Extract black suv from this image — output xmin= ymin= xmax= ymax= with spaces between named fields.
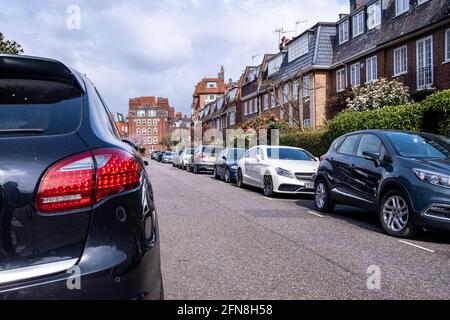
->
xmin=314 ymin=130 xmax=450 ymax=238
xmin=0 ymin=55 xmax=163 ymax=299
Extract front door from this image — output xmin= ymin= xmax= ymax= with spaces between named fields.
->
xmin=417 ymin=36 xmax=433 ymax=90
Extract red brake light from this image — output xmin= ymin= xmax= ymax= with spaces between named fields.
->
xmin=93 ymin=148 xmax=141 ymax=202
xmin=37 ymin=148 xmax=142 ymax=214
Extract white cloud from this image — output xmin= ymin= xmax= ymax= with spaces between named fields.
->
xmin=0 ymin=0 xmax=347 ymax=115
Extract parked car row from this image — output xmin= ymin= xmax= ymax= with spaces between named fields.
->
xmin=164 ymin=129 xmax=450 ymax=239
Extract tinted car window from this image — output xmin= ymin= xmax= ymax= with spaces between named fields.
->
xmin=338 ymin=135 xmax=360 ymax=156
xmin=0 ymin=79 xmax=82 ymax=135
xmin=385 ymin=132 xmax=450 ymax=158
xmin=357 ymin=134 xmax=382 ymax=158
xmin=267 ymin=148 xmax=315 ymax=161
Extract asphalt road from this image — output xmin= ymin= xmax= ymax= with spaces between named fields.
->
xmin=148 ymin=160 xmax=450 ymax=300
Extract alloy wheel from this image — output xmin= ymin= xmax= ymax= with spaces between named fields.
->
xmin=382 ymin=195 xmax=409 ymax=233
xmin=263 ymin=175 xmax=273 ymax=197
xmin=225 ymin=170 xmax=231 ymax=183
xmin=315 ymin=182 xmax=326 ymax=209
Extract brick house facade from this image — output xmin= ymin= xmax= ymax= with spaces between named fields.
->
xmin=128 ymin=96 xmax=175 ymax=155
xmin=331 ymin=0 xmax=450 ymax=111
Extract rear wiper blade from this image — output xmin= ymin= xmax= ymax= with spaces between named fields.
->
xmin=0 ymin=129 xmax=44 ymax=134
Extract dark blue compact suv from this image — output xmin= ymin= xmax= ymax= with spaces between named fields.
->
xmin=314 ymin=130 xmax=450 ymax=238
xmin=0 ymin=55 xmax=163 ymax=299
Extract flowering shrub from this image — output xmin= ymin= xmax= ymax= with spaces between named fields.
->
xmin=347 ymin=78 xmax=411 ymax=111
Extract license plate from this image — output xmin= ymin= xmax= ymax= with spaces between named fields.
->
xmin=305 ymin=182 xmax=314 ymax=189
xmin=209 ymin=156 xmax=216 ymax=161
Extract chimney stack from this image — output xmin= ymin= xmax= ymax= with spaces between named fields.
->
xmin=339 ymin=13 xmax=349 ymax=20
xmin=350 ymin=0 xmax=365 ymax=12
xmin=219 ymin=66 xmax=225 ymax=79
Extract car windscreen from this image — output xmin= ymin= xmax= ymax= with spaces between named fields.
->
xmin=385 ymin=132 xmax=450 ymax=158
xmin=185 ymin=148 xmax=194 ymax=155
xmin=0 ymin=79 xmax=82 ymax=136
xmin=267 ymin=148 xmax=315 ymax=161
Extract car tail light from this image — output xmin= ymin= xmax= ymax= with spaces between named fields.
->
xmin=37 ymin=148 xmax=142 ymax=214
xmin=320 ymin=155 xmax=325 ymax=161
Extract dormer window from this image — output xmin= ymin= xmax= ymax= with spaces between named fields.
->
xmin=339 ymin=20 xmax=349 ymax=44
xmin=367 ymin=1 xmax=381 ymax=30
xmin=352 ymin=11 xmax=364 ymax=38
xmin=395 ymin=0 xmax=409 ymax=16
xmin=207 ymin=82 xmax=217 ymax=89
xmin=288 ymin=34 xmax=309 ymax=62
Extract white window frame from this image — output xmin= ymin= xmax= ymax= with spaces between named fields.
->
xmin=271 ymin=93 xmax=276 ymax=109
xmin=303 ymin=75 xmax=312 ymax=97
xmin=136 ymin=119 xmax=141 ymax=126
xmin=339 ymin=20 xmax=349 ymax=44
xmin=303 ymin=119 xmax=312 ymax=128
xmin=352 ymin=11 xmax=364 ymax=38
xmin=229 ymin=111 xmax=236 ymax=126
xmin=142 ymin=119 xmax=146 ymax=126
xmin=395 ymin=0 xmax=409 ymax=17
xmin=416 ymin=35 xmax=434 ymax=90
xmin=293 ymin=80 xmax=299 ymax=99
xmin=153 ymin=119 xmax=158 ymax=126
xmin=283 ymin=84 xmax=290 ymax=104
xmin=206 ymin=82 xmax=217 ymax=88
xmin=366 ymin=56 xmax=378 ymax=83
xmin=350 ymin=63 xmax=361 ymax=87
xmin=153 ymin=127 xmax=158 ymax=135
xmin=263 ymin=94 xmax=269 ymax=111
xmin=136 ymin=128 xmax=141 ymax=136
xmin=153 ymin=137 xmax=158 ymax=145
xmin=367 ymin=1 xmax=381 ymax=30
xmin=445 ymin=28 xmax=450 ymax=63
xmin=244 ymin=101 xmax=248 ymax=116
xmin=142 ymin=128 xmax=147 ymax=136
xmin=393 ymin=45 xmax=408 ymax=76
xmin=336 ymin=68 xmax=346 ymax=92
xmin=417 ymin=0 xmax=430 ymax=5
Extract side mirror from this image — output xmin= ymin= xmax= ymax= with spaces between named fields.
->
xmin=315 ymin=157 xmax=320 ymax=162
xmin=362 ymin=151 xmax=381 ymax=166
xmin=144 ymin=161 xmax=149 ymax=167
xmin=222 ymin=156 xmax=227 ymax=161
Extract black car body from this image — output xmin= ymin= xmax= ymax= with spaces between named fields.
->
xmin=314 ymin=130 xmax=450 ymax=238
xmin=0 ymin=55 xmax=163 ymax=299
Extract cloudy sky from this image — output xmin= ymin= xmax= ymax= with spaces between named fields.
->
xmin=0 ymin=0 xmax=348 ymax=115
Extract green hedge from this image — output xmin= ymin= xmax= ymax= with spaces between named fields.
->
xmin=280 ymin=90 xmax=450 ymax=155
xmin=280 ymin=130 xmax=331 ymax=157
xmin=327 ymin=103 xmax=424 ymax=141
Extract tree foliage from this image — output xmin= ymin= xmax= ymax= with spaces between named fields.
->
xmin=0 ymin=32 xmax=23 ymax=55
xmin=347 ymin=78 xmax=411 ymax=111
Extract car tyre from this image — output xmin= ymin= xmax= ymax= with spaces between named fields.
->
xmin=213 ymin=166 xmax=220 ymax=180
xmin=379 ymin=190 xmax=419 ymax=238
xmin=237 ymin=169 xmax=245 ymax=188
xmin=314 ymin=180 xmax=335 ymax=213
xmin=263 ymin=174 xmax=274 ymax=197
xmin=224 ymin=169 xmax=231 ymax=183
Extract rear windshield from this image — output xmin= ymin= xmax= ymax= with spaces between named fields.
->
xmin=0 ymin=79 xmax=83 ymax=136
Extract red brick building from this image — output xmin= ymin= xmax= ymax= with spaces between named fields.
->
xmin=330 ymin=0 xmax=450 ymax=113
xmin=191 ymin=66 xmax=231 ymax=121
xmin=128 ymin=96 xmax=175 ymax=155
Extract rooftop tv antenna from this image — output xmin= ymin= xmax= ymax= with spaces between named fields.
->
xmin=274 ymin=27 xmax=295 ymax=43
xmin=251 ymin=54 xmax=260 ymax=65
xmin=295 ymin=20 xmax=308 ymax=35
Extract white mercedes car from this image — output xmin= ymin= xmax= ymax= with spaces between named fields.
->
xmin=236 ymin=146 xmax=320 ymax=197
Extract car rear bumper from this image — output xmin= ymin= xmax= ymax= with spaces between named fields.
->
xmin=0 ymin=190 xmax=163 ymax=300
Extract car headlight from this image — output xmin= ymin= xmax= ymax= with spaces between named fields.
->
xmin=275 ymin=167 xmax=294 ymax=179
xmin=230 ymin=165 xmax=237 ymax=170
xmin=413 ymin=169 xmax=450 ymax=189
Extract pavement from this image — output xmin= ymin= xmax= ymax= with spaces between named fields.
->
xmin=147 ymin=160 xmax=450 ymax=300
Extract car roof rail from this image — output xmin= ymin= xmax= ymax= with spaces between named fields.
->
xmin=0 ymin=54 xmax=85 ymax=94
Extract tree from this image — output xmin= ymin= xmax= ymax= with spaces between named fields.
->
xmin=347 ymin=78 xmax=411 ymax=111
xmin=0 ymin=32 xmax=23 ymax=54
